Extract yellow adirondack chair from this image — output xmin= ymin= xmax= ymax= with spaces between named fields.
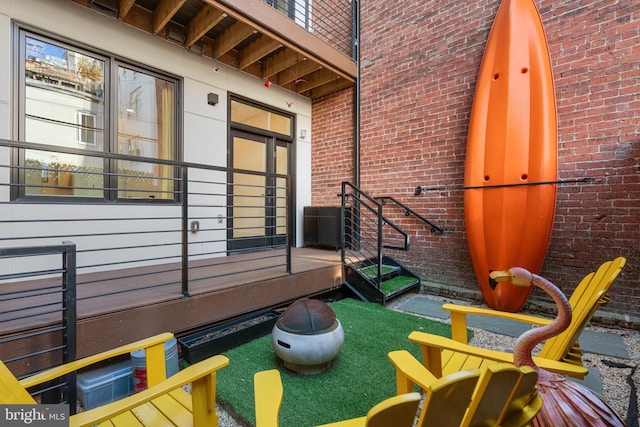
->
xmin=448 ymin=257 xmax=626 ymax=364
xmin=410 ymin=257 xmax=626 ymax=380
xmin=388 ymin=350 xmax=542 ymax=427
xmin=0 ymin=332 xmax=229 ymax=427
xmin=254 ymin=369 xmax=283 ymax=427
xmin=253 ymin=369 xmax=421 ymax=427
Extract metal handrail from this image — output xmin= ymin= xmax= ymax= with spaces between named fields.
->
xmin=0 ymin=242 xmax=77 ymax=406
xmin=342 ymin=183 xmax=409 ymax=250
xmin=341 ymin=182 xmax=409 ymax=292
xmin=376 ymin=196 xmax=446 ymax=233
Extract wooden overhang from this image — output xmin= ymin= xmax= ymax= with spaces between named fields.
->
xmin=69 ymin=0 xmax=357 ymax=99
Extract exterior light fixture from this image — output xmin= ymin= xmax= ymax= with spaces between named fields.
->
xmin=207 ymin=92 xmax=218 ymax=106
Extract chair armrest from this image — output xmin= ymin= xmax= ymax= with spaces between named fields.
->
xmin=70 ymin=354 xmax=229 ymax=427
xmin=19 ymin=332 xmax=174 ymax=389
xmin=254 ymin=369 xmax=283 ymax=427
xmin=408 ymin=331 xmax=588 ymax=379
xmin=388 ymin=350 xmax=439 ymax=394
xmin=442 ymin=304 xmax=551 ymax=343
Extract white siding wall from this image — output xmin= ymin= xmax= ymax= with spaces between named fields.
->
xmin=0 ymin=0 xmax=313 ymax=274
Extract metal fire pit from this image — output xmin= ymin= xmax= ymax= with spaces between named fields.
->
xmin=272 ymin=299 xmax=344 ymax=375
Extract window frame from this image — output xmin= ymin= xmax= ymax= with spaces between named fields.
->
xmin=13 ymin=26 xmax=183 ymax=204
xmin=76 ymin=111 xmax=98 ymax=146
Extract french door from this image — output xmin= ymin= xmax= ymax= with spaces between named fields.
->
xmin=228 ymin=129 xmax=289 ymax=252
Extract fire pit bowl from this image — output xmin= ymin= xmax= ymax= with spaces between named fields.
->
xmin=272 ymin=299 xmax=344 ymax=375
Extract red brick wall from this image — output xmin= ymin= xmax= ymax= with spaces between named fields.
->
xmin=311 ymin=0 xmax=639 ymax=321
xmin=311 ymin=88 xmax=356 ymax=206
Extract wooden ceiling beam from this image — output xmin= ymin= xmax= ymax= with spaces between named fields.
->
xmin=120 ymin=3 xmax=153 ymax=33
xmin=239 ymin=37 xmax=282 ymax=70
xmin=118 ymin=0 xmax=136 ymax=20
xmin=293 ymin=68 xmax=336 ymax=93
xmin=278 ymin=59 xmax=322 ymax=86
xmin=263 ymin=49 xmax=299 ymax=78
xmin=153 ymin=0 xmax=187 ymax=35
xmin=185 ymin=4 xmax=227 ymax=47
xmin=307 ymin=77 xmax=352 ymax=99
xmin=214 ymin=21 xmax=255 ymax=58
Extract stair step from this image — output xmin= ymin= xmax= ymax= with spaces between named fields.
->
xmin=357 ymin=264 xmax=400 ymax=279
xmin=381 ymin=275 xmax=419 ymax=296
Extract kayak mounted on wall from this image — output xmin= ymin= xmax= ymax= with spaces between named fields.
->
xmin=464 ymin=0 xmax=558 ymax=312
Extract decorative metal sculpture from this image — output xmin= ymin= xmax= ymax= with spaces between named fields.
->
xmin=490 ymin=267 xmax=626 ymax=427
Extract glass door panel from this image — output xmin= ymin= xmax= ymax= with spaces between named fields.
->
xmin=233 ymin=137 xmax=267 ymax=240
xmin=275 ymin=143 xmax=288 ymax=236
xmin=228 ymin=130 xmax=289 ymax=252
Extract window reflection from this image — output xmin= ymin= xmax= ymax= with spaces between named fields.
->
xmin=24 ymin=36 xmax=105 ymax=197
xmin=117 ymin=67 xmax=175 ymax=199
xmin=230 ymin=100 xmax=292 ymax=136
xmin=21 ymin=33 xmax=178 ymax=201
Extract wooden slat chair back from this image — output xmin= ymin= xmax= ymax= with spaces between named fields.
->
xmin=253 ymin=369 xmax=421 ymax=427
xmin=538 ymin=256 xmax=626 ymax=364
xmin=388 ymin=350 xmax=541 ymax=427
xmin=357 ymin=392 xmax=421 ymax=427
xmin=440 ymin=257 xmax=626 ymax=379
xmin=499 ymin=366 xmax=543 ymax=427
xmin=254 ymin=369 xmax=283 ymax=427
xmin=0 ymin=333 xmax=229 ymax=427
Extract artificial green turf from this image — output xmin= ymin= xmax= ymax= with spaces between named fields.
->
xmin=380 ymin=275 xmax=418 ymax=295
xmin=216 ymin=298 xmax=455 ymax=427
xmin=357 ymin=264 xmax=397 ymax=278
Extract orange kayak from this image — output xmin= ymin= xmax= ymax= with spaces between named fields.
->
xmin=464 ymin=0 xmax=557 ymax=312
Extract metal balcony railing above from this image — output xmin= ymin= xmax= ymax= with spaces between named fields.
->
xmin=264 ymin=0 xmax=355 ymax=57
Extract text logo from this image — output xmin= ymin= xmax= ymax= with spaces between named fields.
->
xmin=1 ymin=405 xmax=69 ymax=426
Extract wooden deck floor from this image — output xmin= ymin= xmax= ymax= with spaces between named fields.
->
xmin=1 ymin=247 xmax=343 ymax=371
xmin=77 ymin=246 xmax=343 ymax=319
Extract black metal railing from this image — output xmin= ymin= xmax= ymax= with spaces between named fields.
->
xmin=0 ymin=137 xmax=292 ymax=325
xmin=376 ymin=196 xmax=446 ymax=234
xmin=264 ymin=0 xmax=355 ymax=57
xmin=0 ymin=242 xmax=77 ymax=404
xmin=340 ymin=182 xmax=408 ymax=289
xmin=340 ymin=183 xmax=448 ymax=303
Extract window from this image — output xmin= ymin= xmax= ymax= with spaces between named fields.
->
xmin=77 ymin=112 xmax=97 ymax=146
xmin=227 ymin=97 xmax=293 ymax=251
xmin=17 ymin=30 xmax=180 ymax=201
xmin=230 ymin=100 xmax=292 ymax=135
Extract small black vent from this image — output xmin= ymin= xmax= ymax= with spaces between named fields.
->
xmin=91 ymin=0 xmax=118 ymax=18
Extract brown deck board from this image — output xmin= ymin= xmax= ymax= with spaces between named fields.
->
xmin=1 ymin=247 xmax=340 ymax=331
xmin=1 ymin=247 xmax=343 ymax=372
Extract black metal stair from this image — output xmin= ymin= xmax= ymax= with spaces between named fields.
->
xmin=344 ymin=255 xmax=420 ymax=305
xmin=339 ymin=182 xmax=444 ymax=306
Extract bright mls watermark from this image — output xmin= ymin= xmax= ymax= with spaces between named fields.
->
xmin=1 ymin=405 xmax=69 ymax=426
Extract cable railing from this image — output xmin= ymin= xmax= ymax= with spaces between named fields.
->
xmin=264 ymin=0 xmax=355 ymax=57
xmin=0 ymin=137 xmax=292 ymax=334
xmin=340 ymin=182 xmax=449 ymax=304
xmin=340 ymin=182 xmax=409 ymax=295
xmin=0 ymin=242 xmax=77 ymax=405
